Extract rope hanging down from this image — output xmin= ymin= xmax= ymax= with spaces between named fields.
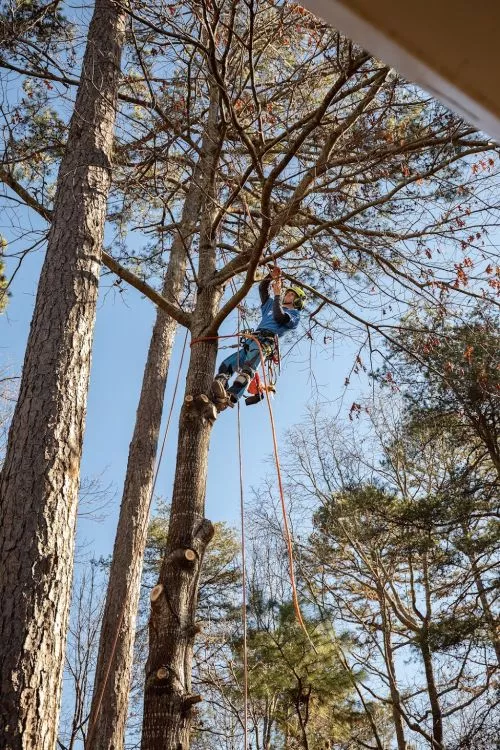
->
xmin=87 ymin=323 xmax=311 ymax=749
xmin=191 ymin=331 xmax=315 ymax=650
xmin=236 ymin=306 xmax=249 ymax=749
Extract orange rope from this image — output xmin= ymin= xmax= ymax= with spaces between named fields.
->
xmin=236 ymin=310 xmax=249 ymax=748
xmin=191 ymin=332 xmax=315 ymax=650
xmin=86 ymin=329 xmax=189 ymax=747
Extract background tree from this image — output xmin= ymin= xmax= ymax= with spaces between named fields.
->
xmin=0 ymin=366 xmax=17 ymax=464
xmin=381 ymin=312 xmax=500 ymax=476
xmin=280 ymin=394 xmax=499 ymax=750
xmin=57 ymin=565 xmax=105 ymax=750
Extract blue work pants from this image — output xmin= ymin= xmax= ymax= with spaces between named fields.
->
xmin=217 ymin=339 xmax=262 ymax=401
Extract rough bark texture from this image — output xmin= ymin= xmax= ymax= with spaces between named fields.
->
xmin=0 ymin=2 xmax=125 ymax=748
xmin=86 ymin=303 xmax=179 ymax=750
xmin=86 ymin=163 xmax=208 ymax=749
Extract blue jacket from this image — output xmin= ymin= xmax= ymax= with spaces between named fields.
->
xmin=256 ymin=279 xmax=300 ymax=337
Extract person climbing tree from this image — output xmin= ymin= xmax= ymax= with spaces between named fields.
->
xmin=211 ymin=267 xmax=305 ymax=410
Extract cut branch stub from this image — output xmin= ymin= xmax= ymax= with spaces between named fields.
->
xmin=182 ymin=694 xmax=202 ymax=708
xmin=195 ymin=393 xmax=217 ymax=424
xmin=156 ymin=666 xmax=169 ymax=681
xmin=168 ymin=547 xmax=197 ymax=568
xmin=150 ymin=584 xmax=164 ymax=609
xmin=194 ymin=518 xmax=215 ymax=547
xmin=184 ymin=393 xmax=217 ymax=424
xmin=186 ymin=622 xmax=203 ymax=638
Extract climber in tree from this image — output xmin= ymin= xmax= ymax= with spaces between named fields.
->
xmin=211 ymin=267 xmax=306 ymax=410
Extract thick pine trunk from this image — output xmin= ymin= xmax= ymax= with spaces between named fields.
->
xmin=86 ymin=167 xmax=208 ymax=749
xmin=0 ymin=2 xmax=125 ymax=748
xmin=86 ymin=304 xmax=179 ymax=750
xmin=140 ymin=298 xmax=221 ymax=750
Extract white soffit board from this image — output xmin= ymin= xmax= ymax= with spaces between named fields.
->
xmin=302 ymin=0 xmax=500 ymax=143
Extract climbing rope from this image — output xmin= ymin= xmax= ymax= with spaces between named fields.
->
xmin=86 ymin=329 xmax=189 ymax=747
xmin=191 ymin=331 xmax=315 ymax=651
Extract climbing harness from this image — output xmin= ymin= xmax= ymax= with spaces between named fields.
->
xmin=236 ymin=329 xmax=280 ymax=406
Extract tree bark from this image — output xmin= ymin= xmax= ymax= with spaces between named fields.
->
xmin=86 ymin=140 xmax=211 ymax=749
xmin=419 ymin=629 xmax=443 ymax=750
xmin=420 ymin=553 xmax=443 ymax=750
xmin=377 ymin=587 xmax=407 ymax=750
xmin=0 ymin=2 xmax=125 ymax=748
xmin=140 ymin=85 xmax=223 ymax=749
xmin=85 ymin=291 xmax=180 ymax=750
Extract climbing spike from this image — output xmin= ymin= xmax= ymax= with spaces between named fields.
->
xmin=168 ymin=547 xmax=197 ymax=568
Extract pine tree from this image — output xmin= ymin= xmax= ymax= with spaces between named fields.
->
xmin=0 ymin=1 xmax=126 ymax=746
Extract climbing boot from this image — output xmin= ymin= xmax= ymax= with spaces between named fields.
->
xmin=211 ymin=375 xmax=228 ymax=399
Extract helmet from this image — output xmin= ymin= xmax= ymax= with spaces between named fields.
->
xmin=285 ymin=285 xmax=306 ymax=310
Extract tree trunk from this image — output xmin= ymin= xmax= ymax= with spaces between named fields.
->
xmin=86 ymin=147 xmax=210 ymax=749
xmin=419 ymin=552 xmax=443 ymax=750
xmin=85 ymin=300 xmax=179 ymax=750
xmin=378 ymin=588 xmax=407 ymax=750
xmin=140 ymin=321 xmax=220 ymax=750
xmin=419 ymin=628 xmax=443 ymax=750
xmin=0 ymin=2 xmax=125 ymax=748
